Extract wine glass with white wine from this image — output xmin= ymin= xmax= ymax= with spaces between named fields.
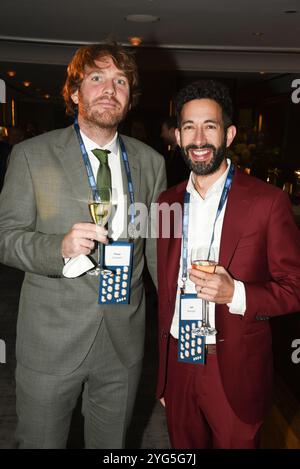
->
xmin=88 ymin=188 xmax=112 ymax=276
xmin=190 ymin=246 xmax=218 ymax=336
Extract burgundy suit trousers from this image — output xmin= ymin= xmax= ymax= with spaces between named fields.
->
xmin=164 ymin=336 xmax=263 ymax=449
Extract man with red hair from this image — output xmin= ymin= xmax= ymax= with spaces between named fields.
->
xmin=0 ymin=43 xmax=166 ymax=448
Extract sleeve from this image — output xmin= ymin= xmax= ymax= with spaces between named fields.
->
xmin=228 ymin=279 xmax=246 ymax=315
xmin=0 ymin=145 xmax=65 ymax=276
xmin=244 ymin=190 xmax=300 ymax=321
xmin=145 ymin=157 xmax=167 ymax=289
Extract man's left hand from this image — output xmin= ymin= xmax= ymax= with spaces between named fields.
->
xmin=188 ymin=266 xmax=235 ymax=304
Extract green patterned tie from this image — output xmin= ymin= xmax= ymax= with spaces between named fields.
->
xmin=92 ymin=148 xmax=111 ymax=191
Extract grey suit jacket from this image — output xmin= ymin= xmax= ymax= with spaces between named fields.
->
xmin=0 ymin=126 xmax=166 ymax=374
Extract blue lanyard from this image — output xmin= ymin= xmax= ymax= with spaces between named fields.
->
xmin=73 ymin=117 xmax=135 ymax=228
xmin=181 ymin=163 xmax=234 ymax=290
xmin=118 ymin=137 xmax=135 ymax=228
xmin=74 ymin=117 xmax=97 ymax=191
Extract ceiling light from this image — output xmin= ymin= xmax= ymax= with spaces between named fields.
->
xmin=23 ymin=81 xmax=31 ymax=87
xmin=44 ymin=94 xmax=50 ymax=99
xmin=125 ymin=14 xmax=159 ymax=23
xmin=7 ymin=70 xmax=16 ymax=77
xmin=128 ymin=36 xmax=142 ymax=46
xmin=252 ymin=32 xmax=264 ymax=37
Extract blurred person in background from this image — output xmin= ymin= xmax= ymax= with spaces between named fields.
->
xmin=160 ymin=116 xmax=189 ymax=188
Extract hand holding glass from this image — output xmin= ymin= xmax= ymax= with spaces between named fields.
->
xmin=190 ymin=246 xmax=218 ymax=336
xmin=88 ymin=188 xmax=112 ymax=276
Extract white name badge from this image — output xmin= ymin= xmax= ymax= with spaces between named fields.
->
xmin=98 ymin=242 xmax=133 ymax=305
xmin=178 ymin=293 xmax=205 ymax=364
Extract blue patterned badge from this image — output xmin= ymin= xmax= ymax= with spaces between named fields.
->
xmin=178 ymin=294 xmax=205 ymax=364
xmin=98 ymin=242 xmax=133 ymax=305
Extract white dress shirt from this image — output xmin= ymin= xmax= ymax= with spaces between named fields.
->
xmin=80 ymin=130 xmax=126 ymax=240
xmin=170 ymin=159 xmax=246 ymax=344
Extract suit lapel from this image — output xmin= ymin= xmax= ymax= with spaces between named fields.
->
xmin=166 ymin=185 xmax=185 ymax=303
xmin=122 ymin=142 xmax=141 ymax=199
xmin=118 ymin=136 xmax=141 ymax=241
xmin=219 ymin=170 xmax=254 ymax=268
xmin=167 ymin=234 xmax=182 ymax=304
xmin=56 ymin=126 xmax=91 ymax=205
xmin=119 ymin=138 xmax=140 ymax=200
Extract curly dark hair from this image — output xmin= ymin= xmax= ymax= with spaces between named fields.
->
xmin=175 ymin=79 xmax=233 ymax=129
xmin=62 ymin=42 xmax=139 ymax=115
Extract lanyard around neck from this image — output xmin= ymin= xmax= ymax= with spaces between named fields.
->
xmin=181 ymin=163 xmax=234 ymax=290
xmin=73 ymin=117 xmax=136 ymax=228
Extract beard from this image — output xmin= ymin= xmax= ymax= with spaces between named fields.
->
xmin=78 ymin=94 xmax=128 ymax=130
xmin=181 ymin=136 xmax=227 ymax=176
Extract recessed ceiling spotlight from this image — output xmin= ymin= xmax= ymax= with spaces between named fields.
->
xmin=7 ymin=70 xmax=16 ymax=77
xmin=252 ymin=32 xmax=264 ymax=37
xmin=44 ymin=94 xmax=50 ymax=99
xmin=125 ymin=14 xmax=159 ymax=23
xmin=128 ymin=36 xmax=143 ymax=46
xmin=22 ymin=81 xmax=31 ymax=87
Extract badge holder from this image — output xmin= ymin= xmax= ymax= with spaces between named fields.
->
xmin=178 ymin=293 xmax=205 ymax=364
xmin=98 ymin=241 xmax=133 ymax=305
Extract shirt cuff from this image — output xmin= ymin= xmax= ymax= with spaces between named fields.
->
xmin=227 ymin=280 xmax=246 ymax=316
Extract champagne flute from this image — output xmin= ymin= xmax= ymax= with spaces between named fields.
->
xmin=88 ymin=188 xmax=112 ymax=276
xmin=190 ymin=246 xmax=218 ymax=336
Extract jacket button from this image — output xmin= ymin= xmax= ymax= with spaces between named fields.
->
xmin=162 ymin=332 xmax=168 ymax=339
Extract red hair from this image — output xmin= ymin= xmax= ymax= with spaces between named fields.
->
xmin=62 ymin=43 xmax=139 ymax=115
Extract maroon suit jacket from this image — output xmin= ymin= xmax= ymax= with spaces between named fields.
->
xmin=156 ymin=168 xmax=300 ymax=424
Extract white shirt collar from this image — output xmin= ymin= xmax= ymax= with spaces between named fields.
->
xmin=186 ymin=158 xmax=231 ymax=199
xmin=80 ymin=130 xmax=119 ymax=156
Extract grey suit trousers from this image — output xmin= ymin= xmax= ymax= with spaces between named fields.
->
xmin=15 ymin=319 xmax=142 ymax=449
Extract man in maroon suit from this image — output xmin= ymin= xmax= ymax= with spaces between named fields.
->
xmin=156 ymin=80 xmax=300 ymax=448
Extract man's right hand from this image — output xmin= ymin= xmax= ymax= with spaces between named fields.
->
xmin=61 ymin=222 xmax=108 ymax=258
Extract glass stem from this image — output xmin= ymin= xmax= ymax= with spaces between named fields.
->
xmin=97 ymin=221 xmax=105 ymax=270
xmin=98 ymin=242 xmax=103 ymax=269
xmin=203 ymin=299 xmax=210 ymax=327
